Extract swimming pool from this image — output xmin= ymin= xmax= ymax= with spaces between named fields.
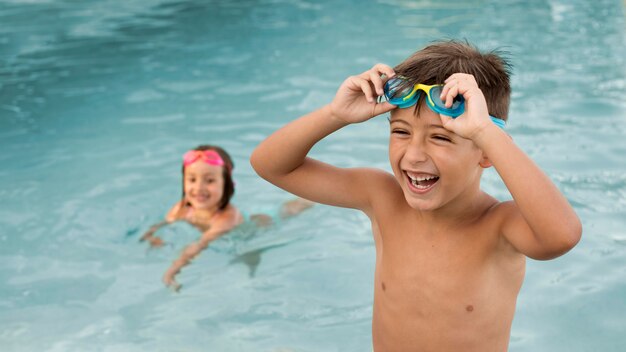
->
xmin=1 ymin=0 xmax=625 ymax=350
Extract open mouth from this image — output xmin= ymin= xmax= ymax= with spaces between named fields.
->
xmin=406 ymin=172 xmax=439 ymax=192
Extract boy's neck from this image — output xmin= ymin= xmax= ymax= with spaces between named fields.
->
xmin=411 ymin=188 xmax=495 ymax=227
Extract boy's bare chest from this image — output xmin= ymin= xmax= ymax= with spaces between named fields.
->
xmin=370 ymin=218 xmax=524 ymax=351
xmin=379 ymin=225 xmax=492 ymax=291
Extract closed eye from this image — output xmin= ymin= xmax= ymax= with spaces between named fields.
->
xmin=433 ymin=135 xmax=452 ymax=142
xmin=391 ymin=129 xmax=409 ymax=135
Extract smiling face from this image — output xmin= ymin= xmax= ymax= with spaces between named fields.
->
xmin=183 ymin=161 xmax=225 ymax=211
xmin=388 ymin=102 xmax=489 ymax=212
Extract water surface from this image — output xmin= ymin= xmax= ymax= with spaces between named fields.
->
xmin=1 ymin=0 xmax=625 ymax=351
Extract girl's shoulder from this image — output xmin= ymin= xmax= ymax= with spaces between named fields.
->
xmin=166 ymin=201 xmax=243 ymax=231
xmin=213 ymin=204 xmax=244 ymax=230
xmin=165 ymin=200 xmax=187 ymax=222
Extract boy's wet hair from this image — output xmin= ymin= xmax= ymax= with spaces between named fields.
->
xmin=394 ymin=39 xmax=512 ymax=121
xmin=181 ymin=144 xmax=235 ymax=210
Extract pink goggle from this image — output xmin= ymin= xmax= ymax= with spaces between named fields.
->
xmin=183 ymin=150 xmax=227 ymax=170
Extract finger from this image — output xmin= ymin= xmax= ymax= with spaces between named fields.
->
xmin=372 ymin=101 xmax=397 ymax=117
xmin=444 ymin=85 xmax=459 ymax=108
xmin=369 ymin=71 xmax=384 ymax=96
xmin=357 ymin=64 xmax=395 ymax=96
xmin=439 ymin=114 xmax=455 ymax=130
xmin=439 ymin=82 xmax=450 ymax=101
xmin=444 ymin=74 xmax=457 ymax=84
xmin=440 ymin=77 xmax=459 ymax=102
xmin=448 ymin=78 xmax=478 ymax=99
xmin=354 ymin=77 xmax=376 ymax=103
xmin=372 ymin=63 xmax=396 ymax=79
xmin=444 ymin=73 xmax=469 ymax=83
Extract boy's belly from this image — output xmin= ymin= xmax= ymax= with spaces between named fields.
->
xmin=372 ymin=286 xmax=514 ymax=352
xmin=371 ymin=244 xmax=525 ymax=351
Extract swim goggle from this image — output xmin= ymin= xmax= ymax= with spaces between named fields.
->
xmin=183 ymin=150 xmax=227 ymax=169
xmin=383 ymin=76 xmax=506 ymax=129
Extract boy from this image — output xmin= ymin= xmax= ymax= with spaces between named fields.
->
xmin=250 ymin=40 xmax=581 ymax=351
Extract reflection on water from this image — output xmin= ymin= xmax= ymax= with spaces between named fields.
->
xmin=229 ymin=242 xmax=290 ymax=278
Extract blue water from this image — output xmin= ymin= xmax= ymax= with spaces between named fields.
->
xmin=1 ymin=0 xmax=625 ymax=351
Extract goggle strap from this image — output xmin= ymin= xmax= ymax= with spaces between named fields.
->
xmin=489 ymin=116 xmax=506 ymax=129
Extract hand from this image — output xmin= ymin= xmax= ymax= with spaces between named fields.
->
xmin=139 ymin=229 xmax=155 ymax=242
xmin=140 ymin=230 xmax=165 ymax=247
xmin=148 ymin=237 xmax=164 ymax=247
xmin=438 ymin=73 xmax=492 ymax=140
xmin=163 ymin=270 xmax=181 ymax=292
xmin=329 ymin=64 xmax=397 ymax=124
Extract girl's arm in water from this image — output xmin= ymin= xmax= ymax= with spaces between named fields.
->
xmin=140 ymin=220 xmax=170 ymax=247
xmin=162 ymin=227 xmax=227 ymax=290
xmin=140 ymin=201 xmax=183 ymax=247
xmin=162 ymin=206 xmax=242 ymax=291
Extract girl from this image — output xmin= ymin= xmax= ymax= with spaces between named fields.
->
xmin=141 ymin=145 xmax=312 ymax=290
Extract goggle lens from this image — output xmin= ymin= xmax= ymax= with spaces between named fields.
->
xmin=428 ymin=85 xmax=464 ymax=117
xmin=428 ymin=86 xmax=460 ymax=109
xmin=384 ymin=79 xmax=414 ymax=104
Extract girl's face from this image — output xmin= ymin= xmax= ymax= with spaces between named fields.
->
xmin=183 ymin=161 xmax=225 ymax=211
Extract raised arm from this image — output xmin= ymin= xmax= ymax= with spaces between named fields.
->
xmin=439 ymin=73 xmax=582 ymax=260
xmin=479 ymin=125 xmax=581 ymax=259
xmin=251 ymin=64 xmax=397 ymax=210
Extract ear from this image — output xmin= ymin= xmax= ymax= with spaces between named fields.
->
xmin=478 ymin=152 xmax=492 ymax=169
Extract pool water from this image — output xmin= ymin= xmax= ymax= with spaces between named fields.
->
xmin=1 ymin=0 xmax=625 ymax=351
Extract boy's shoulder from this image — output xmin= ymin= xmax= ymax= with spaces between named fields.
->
xmin=470 ymin=198 xmax=528 ymax=255
xmin=360 ymin=167 xmax=404 ymax=196
xmin=360 ymin=168 xmax=410 ymax=211
xmin=481 ymin=199 xmax=520 ymax=226
xmin=362 ymin=167 xmax=399 ymax=185
xmin=461 ymin=195 xmax=516 ymax=230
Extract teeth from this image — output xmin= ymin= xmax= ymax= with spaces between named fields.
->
xmin=407 ymin=174 xmax=437 ymax=182
xmin=407 ymin=173 xmax=439 ymax=189
xmin=413 ymin=182 xmax=429 ymax=189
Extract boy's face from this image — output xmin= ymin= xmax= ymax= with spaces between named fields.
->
xmin=388 ymin=102 xmax=488 ymax=212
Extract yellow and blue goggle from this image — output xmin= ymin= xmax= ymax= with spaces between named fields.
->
xmin=383 ymin=76 xmax=506 ymax=129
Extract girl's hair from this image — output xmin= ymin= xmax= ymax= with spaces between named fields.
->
xmin=181 ymin=145 xmax=235 ymax=210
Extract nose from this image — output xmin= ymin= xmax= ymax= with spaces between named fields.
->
xmin=197 ymin=179 xmax=210 ymax=189
xmin=404 ymin=137 xmax=429 ymax=164
xmin=190 ymin=180 xmax=207 ymax=192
